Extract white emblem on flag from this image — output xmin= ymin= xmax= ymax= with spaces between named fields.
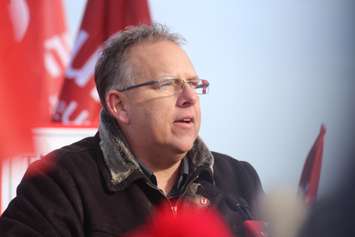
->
xmin=9 ymin=0 xmax=30 ymax=42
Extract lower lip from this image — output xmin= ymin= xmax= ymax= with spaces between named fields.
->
xmin=174 ymin=121 xmax=194 ymax=129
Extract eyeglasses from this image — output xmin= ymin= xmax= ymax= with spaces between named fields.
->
xmin=118 ymin=78 xmax=210 ymax=95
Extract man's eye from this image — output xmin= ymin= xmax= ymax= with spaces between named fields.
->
xmin=187 ymin=80 xmax=199 ymax=88
xmin=157 ymin=80 xmax=174 ymax=89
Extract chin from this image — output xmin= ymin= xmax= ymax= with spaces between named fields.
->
xmin=171 ymin=138 xmax=196 ymax=154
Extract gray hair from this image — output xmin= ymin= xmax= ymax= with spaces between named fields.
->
xmin=94 ymin=23 xmax=185 ymax=110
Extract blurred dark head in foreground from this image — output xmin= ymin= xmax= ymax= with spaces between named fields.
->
xmin=299 ymin=151 xmax=355 ymax=237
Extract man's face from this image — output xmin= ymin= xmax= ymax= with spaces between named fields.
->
xmin=122 ymin=40 xmax=201 ymax=159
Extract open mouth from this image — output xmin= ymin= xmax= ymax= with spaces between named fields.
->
xmin=174 ymin=117 xmax=194 ymax=125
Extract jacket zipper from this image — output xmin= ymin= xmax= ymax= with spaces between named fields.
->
xmin=144 ymin=166 xmax=211 ymax=216
xmin=169 ymin=168 xmax=207 ymax=215
xmin=144 ymin=181 xmax=178 ymax=216
xmin=169 ymin=201 xmax=178 ymax=216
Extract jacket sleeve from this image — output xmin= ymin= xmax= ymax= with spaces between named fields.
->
xmin=0 ymin=156 xmax=84 ymax=237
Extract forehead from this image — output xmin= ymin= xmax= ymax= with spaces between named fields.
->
xmin=127 ymin=40 xmax=197 ymax=81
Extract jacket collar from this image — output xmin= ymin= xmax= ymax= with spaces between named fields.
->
xmin=98 ymin=110 xmax=214 ymax=188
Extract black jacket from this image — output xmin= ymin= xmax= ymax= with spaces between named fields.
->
xmin=0 ymin=133 xmax=262 ymax=237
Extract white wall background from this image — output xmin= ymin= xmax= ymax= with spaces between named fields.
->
xmin=63 ymin=0 xmax=355 ymax=194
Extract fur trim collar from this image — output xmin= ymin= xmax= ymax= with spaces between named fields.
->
xmin=98 ymin=110 xmax=214 ymax=186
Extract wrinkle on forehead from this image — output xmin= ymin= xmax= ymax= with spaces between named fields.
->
xmin=125 ymin=40 xmax=197 ymax=83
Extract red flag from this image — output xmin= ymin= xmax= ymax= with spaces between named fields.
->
xmin=0 ymin=0 xmax=69 ymax=211
xmin=0 ymin=0 xmax=69 ymax=156
xmin=299 ymin=125 xmax=326 ymax=205
xmin=53 ymin=0 xmax=152 ymax=126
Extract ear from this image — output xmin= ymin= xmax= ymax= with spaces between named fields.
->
xmin=105 ymin=89 xmax=129 ymax=124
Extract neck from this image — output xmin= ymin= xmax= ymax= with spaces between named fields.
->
xmin=120 ymin=125 xmax=188 ymax=194
xmin=134 ymin=147 xmax=186 ymax=195
xmin=153 ymin=161 xmax=182 ymax=195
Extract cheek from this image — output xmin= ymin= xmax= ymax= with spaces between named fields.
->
xmin=129 ymin=96 xmax=177 ymax=135
xmin=195 ymin=102 xmax=201 ymax=127
xmin=142 ymin=103 xmax=172 ymax=130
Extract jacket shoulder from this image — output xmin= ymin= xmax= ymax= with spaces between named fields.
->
xmin=47 ymin=135 xmax=100 ymax=159
xmin=38 ymin=135 xmax=101 ymax=170
xmin=211 ymin=151 xmax=263 ymax=205
xmin=24 ymin=135 xmax=108 ymax=195
xmin=212 ymin=151 xmax=255 ymax=174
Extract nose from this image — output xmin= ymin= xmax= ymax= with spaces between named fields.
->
xmin=176 ymin=85 xmax=198 ymax=108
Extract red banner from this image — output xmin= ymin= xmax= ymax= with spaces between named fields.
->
xmin=0 ymin=0 xmax=69 ymax=212
xmin=53 ymin=0 xmax=152 ymax=126
xmin=0 ymin=0 xmax=69 ymax=157
xmin=299 ymin=125 xmax=326 ymax=205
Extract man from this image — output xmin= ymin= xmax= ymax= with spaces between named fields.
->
xmin=0 ymin=24 xmax=262 ymax=236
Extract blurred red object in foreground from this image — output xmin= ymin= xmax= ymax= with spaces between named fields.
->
xmin=124 ymin=203 xmax=233 ymax=237
xmin=243 ymin=220 xmax=269 ymax=237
